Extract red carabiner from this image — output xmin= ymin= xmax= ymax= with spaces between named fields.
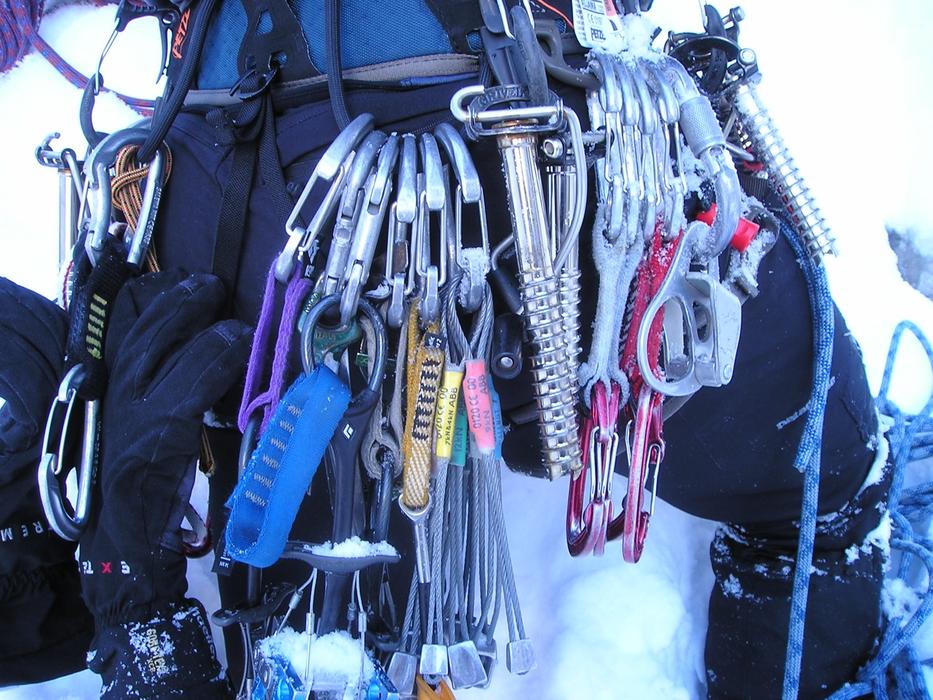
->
xmin=608 ymin=385 xmax=665 ymax=562
xmin=607 ymin=224 xmax=677 ymax=562
xmin=566 ymin=381 xmax=620 ymax=557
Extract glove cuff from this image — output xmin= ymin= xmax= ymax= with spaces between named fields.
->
xmin=89 ymin=598 xmax=231 ymax=699
xmin=0 ymin=560 xmax=94 ymax=686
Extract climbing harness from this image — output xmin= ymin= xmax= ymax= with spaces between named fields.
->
xmin=24 ymin=0 xmax=885 ymax=697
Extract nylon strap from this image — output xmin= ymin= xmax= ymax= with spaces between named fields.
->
xmin=212 ymin=136 xmax=257 ymax=304
xmin=238 ymin=269 xmax=313 ymax=433
xmin=225 ymin=365 xmax=351 ymax=568
xmin=137 ymin=0 xmax=219 ymax=164
xmin=400 ymin=304 xmax=445 ymax=510
xmin=65 ymin=237 xmax=131 ymax=400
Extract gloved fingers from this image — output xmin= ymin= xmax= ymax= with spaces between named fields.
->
xmin=151 ymin=319 xmax=252 ymax=419
xmin=105 ymin=270 xmax=188 ymax=370
xmin=116 ymin=274 xmax=227 ymax=394
xmin=0 ymin=279 xmax=67 ymax=432
xmin=0 ymin=336 xmax=56 ymax=437
xmin=0 ymin=279 xmax=68 ymax=367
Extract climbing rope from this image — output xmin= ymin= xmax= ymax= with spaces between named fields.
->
xmin=828 ymin=321 xmax=933 ymax=700
xmin=780 ymin=213 xmax=933 ymax=698
xmin=1 ymin=0 xmax=154 ymax=113
xmin=781 ymin=220 xmax=835 ymax=699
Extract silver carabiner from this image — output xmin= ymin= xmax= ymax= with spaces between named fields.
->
xmin=435 ymin=123 xmax=490 ymax=257
xmin=413 ymin=133 xmax=449 ymax=323
xmin=435 ymin=123 xmax=491 ymax=312
xmin=639 ymin=59 xmax=682 ymax=238
xmin=37 ymin=365 xmax=99 ymax=541
xmin=590 ymin=54 xmax=628 ymax=241
xmin=277 ymin=113 xmax=375 ymax=282
xmin=83 ymin=127 xmax=150 ymax=265
xmin=321 ymin=130 xmax=387 ymax=296
xmin=636 ymin=221 xmax=743 ymax=397
xmin=630 ymin=63 xmax=660 ymax=241
xmin=611 ymin=59 xmax=645 ymax=247
xmin=340 ymin=134 xmax=400 ymax=325
xmin=125 ymin=146 xmax=166 ymax=269
xmin=385 ymin=134 xmax=419 ymax=328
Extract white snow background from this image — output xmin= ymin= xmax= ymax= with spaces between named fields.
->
xmin=0 ymin=1 xmax=931 ymax=698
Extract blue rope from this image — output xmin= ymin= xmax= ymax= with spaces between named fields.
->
xmin=827 ymin=321 xmax=933 ymax=699
xmin=781 ymin=222 xmax=836 ymax=700
xmin=776 ymin=210 xmax=933 ymax=698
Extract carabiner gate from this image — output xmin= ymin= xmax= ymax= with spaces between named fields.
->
xmin=37 ymin=365 xmax=99 ymax=541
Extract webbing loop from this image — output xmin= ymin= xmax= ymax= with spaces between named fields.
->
xmin=400 ymin=303 xmax=445 ymax=511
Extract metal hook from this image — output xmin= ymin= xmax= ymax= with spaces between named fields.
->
xmin=384 ymin=134 xmax=420 ymax=328
xmin=300 ymin=295 xmax=388 ymax=399
xmin=636 ymin=221 xmax=742 ymax=397
xmin=320 ymin=130 xmax=387 ymax=296
xmin=125 ymin=146 xmax=165 ymax=269
xmin=339 ymin=134 xmax=400 ymax=326
xmin=608 ymin=385 xmax=665 ymax=563
xmin=37 ymin=366 xmax=99 ymax=541
xmin=278 ymin=113 xmax=375 ymax=282
xmin=435 ymin=123 xmax=492 ymax=299
xmin=566 ymin=381 xmax=620 ymax=557
xmin=82 ymin=126 xmax=150 ymax=265
xmin=413 ymin=134 xmax=450 ymax=323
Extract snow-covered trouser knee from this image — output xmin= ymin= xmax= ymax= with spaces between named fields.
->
xmin=705 ymin=452 xmax=890 ymax=699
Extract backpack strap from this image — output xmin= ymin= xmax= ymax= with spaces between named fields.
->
xmin=137 ymin=0 xmax=219 ymax=163
xmin=237 ymin=0 xmax=318 ymax=85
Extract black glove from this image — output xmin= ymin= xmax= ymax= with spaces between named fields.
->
xmin=0 ymin=278 xmax=94 ymax=686
xmin=79 ymin=272 xmax=251 ymax=698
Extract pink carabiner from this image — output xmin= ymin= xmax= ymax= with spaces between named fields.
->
xmin=566 ymin=381 xmax=621 ymax=557
xmin=608 ymin=385 xmax=665 ymax=562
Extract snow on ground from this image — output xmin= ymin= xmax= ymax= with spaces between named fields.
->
xmin=0 ymin=1 xmax=931 ymax=699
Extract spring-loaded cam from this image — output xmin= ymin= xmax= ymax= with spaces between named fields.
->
xmin=547 ymin=163 xmax=582 ymax=368
xmin=733 ymin=81 xmax=836 ymax=264
xmin=520 ymin=270 xmax=582 ymax=477
xmin=499 ymin=129 xmax=582 ymax=480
